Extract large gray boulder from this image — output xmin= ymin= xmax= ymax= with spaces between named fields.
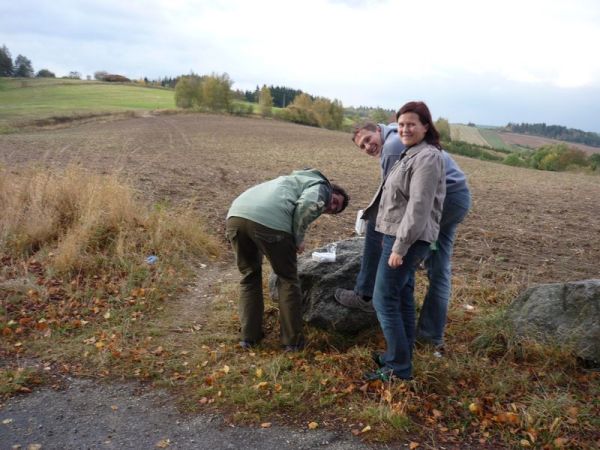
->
xmin=507 ymin=279 xmax=600 ymax=367
xmin=269 ymin=238 xmax=378 ymax=334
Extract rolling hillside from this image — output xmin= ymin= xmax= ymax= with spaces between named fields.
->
xmin=0 ymin=78 xmax=176 ymax=130
xmin=450 ymin=123 xmax=600 ymax=154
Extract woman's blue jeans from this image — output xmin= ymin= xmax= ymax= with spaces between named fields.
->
xmin=373 ymin=237 xmax=431 ymax=379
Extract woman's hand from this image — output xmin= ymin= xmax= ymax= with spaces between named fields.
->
xmin=388 ymin=251 xmax=403 ymax=268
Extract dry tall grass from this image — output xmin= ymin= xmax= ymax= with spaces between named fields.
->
xmin=0 ymin=166 xmax=219 ymax=274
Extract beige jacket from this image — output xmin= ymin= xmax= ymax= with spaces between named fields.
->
xmin=364 ymin=141 xmax=446 ymax=256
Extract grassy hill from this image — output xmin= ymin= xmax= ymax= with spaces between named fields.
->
xmin=450 ymin=122 xmax=599 ymax=154
xmin=0 ymin=78 xmax=176 ymax=131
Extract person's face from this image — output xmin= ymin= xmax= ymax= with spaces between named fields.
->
xmin=353 ymin=129 xmax=383 ymax=157
xmin=325 ymin=193 xmax=345 ymax=214
xmin=397 ymin=112 xmax=428 ymax=147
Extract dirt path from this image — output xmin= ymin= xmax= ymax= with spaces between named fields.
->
xmin=0 ymin=378 xmax=375 ymax=450
xmin=0 ymin=262 xmax=379 ymax=450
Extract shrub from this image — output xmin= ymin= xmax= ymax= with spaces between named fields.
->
xmin=503 ymin=153 xmax=527 ymax=167
xmin=175 ymin=76 xmax=203 ymax=108
xmin=102 ymin=74 xmax=131 ymax=82
xmin=530 ymin=144 xmax=589 ymax=171
xmin=35 ymin=69 xmax=55 ymax=78
xmin=443 ymin=140 xmax=503 ymax=162
xmin=589 ymin=153 xmax=600 ymax=170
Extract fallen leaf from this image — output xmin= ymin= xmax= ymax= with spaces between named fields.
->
xmin=409 ymin=441 xmax=420 ymax=449
xmin=2 ymin=418 xmax=13 ymax=424
xmin=361 ymin=425 xmax=371 ymax=433
xmin=260 ymin=422 xmax=272 ymax=428
xmin=28 ymin=445 xmax=42 ymax=450
xmin=103 ymin=311 xmax=111 ymax=319
xmin=222 ymin=365 xmax=230 ymax=374
xmin=549 ymin=417 xmax=561 ymax=433
xmin=255 ymin=368 xmax=263 ymax=378
xmin=255 ymin=381 xmax=268 ymax=390
xmin=308 ymin=422 xmax=319 ymax=429
xmin=383 ymin=389 xmax=392 ymax=403
xmin=553 ymin=437 xmax=568 ymax=447
xmin=520 ymin=439 xmax=531 ymax=447
xmin=468 ymin=403 xmax=480 ymax=414
xmin=155 ymin=438 xmax=171 ymax=448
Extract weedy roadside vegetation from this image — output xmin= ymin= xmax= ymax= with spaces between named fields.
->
xmin=0 ymin=165 xmax=218 ymax=387
xmin=172 ymin=270 xmax=598 ymax=448
xmin=1 ymin=165 xmax=598 ymax=448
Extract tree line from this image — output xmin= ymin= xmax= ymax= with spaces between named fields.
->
xmin=0 ymin=44 xmax=87 ymax=79
xmin=1 ymin=44 xmax=39 ymax=77
xmin=243 ymin=85 xmax=304 ymax=108
xmin=175 ymin=74 xmax=345 ymax=131
xmin=505 ymin=122 xmax=600 ymax=148
xmin=444 ymin=136 xmax=600 ymax=173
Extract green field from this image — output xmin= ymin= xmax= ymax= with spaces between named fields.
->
xmin=0 ymin=78 xmax=176 ymax=129
xmin=449 ymin=123 xmax=489 ymax=146
xmin=478 ymin=128 xmax=512 ymax=150
xmin=455 ymin=125 xmax=530 ymax=153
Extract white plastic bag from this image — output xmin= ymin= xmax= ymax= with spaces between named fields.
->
xmin=355 ymin=209 xmax=366 ymax=235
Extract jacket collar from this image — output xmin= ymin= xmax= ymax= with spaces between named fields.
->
xmin=404 ymin=140 xmax=429 ymax=158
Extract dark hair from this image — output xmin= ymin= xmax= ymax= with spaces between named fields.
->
xmin=396 ymin=101 xmax=441 ymax=149
xmin=351 ymin=121 xmax=378 ymax=144
xmin=330 ymin=183 xmax=349 ymax=213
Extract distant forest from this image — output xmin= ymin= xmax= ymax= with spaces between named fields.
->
xmin=505 ymin=123 xmax=600 ymax=148
xmin=243 ymin=86 xmax=305 ymax=108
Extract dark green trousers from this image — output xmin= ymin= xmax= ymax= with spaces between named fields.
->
xmin=226 ymin=217 xmax=304 ymax=346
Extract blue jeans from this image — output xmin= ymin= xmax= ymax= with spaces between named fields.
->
xmin=355 ymin=189 xmax=471 ymax=346
xmin=416 ymin=189 xmax=471 ymax=346
xmin=354 ymin=217 xmax=383 ymax=298
xmin=373 ymin=237 xmax=431 ymax=379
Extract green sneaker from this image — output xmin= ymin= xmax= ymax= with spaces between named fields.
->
xmin=363 ymin=368 xmax=394 ymax=382
xmin=363 ymin=368 xmax=413 ymax=382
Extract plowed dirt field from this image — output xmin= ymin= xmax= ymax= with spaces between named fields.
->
xmin=1 ymin=113 xmax=599 ymax=288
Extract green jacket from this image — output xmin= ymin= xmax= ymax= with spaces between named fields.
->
xmin=226 ymin=169 xmax=332 ymax=245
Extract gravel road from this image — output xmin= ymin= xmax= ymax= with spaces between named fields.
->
xmin=0 ymin=378 xmax=381 ymax=450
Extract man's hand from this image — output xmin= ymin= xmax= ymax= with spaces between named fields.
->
xmin=297 ymin=241 xmax=305 ymax=254
xmin=388 ymin=251 xmax=403 ymax=268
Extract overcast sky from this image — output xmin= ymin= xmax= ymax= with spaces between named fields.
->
xmin=2 ymin=0 xmax=600 ymax=132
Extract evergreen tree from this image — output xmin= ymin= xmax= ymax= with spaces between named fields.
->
xmin=14 ymin=55 xmax=34 ymax=77
xmin=0 ymin=44 xmax=14 ymax=76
